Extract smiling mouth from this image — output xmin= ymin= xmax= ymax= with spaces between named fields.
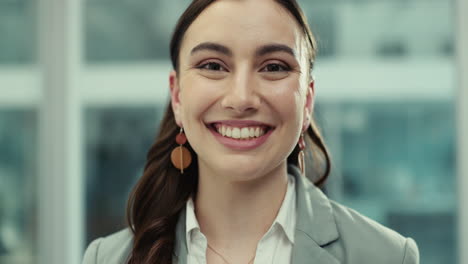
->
xmin=207 ymin=123 xmax=274 ymax=140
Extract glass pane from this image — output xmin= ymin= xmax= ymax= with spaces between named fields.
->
xmin=301 ymin=0 xmax=453 ymax=58
xmin=0 ymin=110 xmax=37 ymax=264
xmin=302 ymin=0 xmax=456 ymax=263
xmin=318 ymin=101 xmax=456 ymax=264
xmin=0 ymin=0 xmax=36 ymax=64
xmin=85 ymin=106 xmax=163 ymax=244
xmin=84 ymin=0 xmax=190 ymax=63
xmin=85 ymin=0 xmax=453 ymax=62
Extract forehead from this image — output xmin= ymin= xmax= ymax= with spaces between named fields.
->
xmin=181 ymin=0 xmax=302 ymax=55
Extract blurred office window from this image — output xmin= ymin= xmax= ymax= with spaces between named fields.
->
xmin=0 ymin=111 xmax=37 ymax=264
xmin=84 ymin=107 xmax=163 ymax=244
xmin=302 ymin=0 xmax=453 ymax=58
xmin=82 ymin=0 xmax=456 ymax=264
xmin=318 ymin=102 xmax=456 ymax=264
xmin=85 ymin=0 xmax=189 ymax=63
xmin=303 ymin=1 xmax=456 ymax=263
xmin=0 ymin=0 xmax=36 ymax=64
xmin=0 ymin=0 xmax=38 ymax=264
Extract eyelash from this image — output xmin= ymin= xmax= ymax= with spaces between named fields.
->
xmin=196 ymin=62 xmax=227 ymax=72
xmin=196 ymin=61 xmax=291 ymax=72
xmin=261 ymin=63 xmax=291 ymax=72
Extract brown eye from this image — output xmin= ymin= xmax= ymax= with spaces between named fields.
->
xmin=198 ymin=62 xmax=227 ymax=71
xmin=261 ymin=63 xmax=290 ymax=72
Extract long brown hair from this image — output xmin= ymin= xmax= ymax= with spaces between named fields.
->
xmin=126 ymin=0 xmax=331 ymax=263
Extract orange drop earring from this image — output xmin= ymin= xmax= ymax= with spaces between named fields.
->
xmin=170 ymin=127 xmax=192 ymax=173
xmin=298 ymin=133 xmax=306 ymax=175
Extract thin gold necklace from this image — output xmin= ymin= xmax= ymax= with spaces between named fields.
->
xmin=207 ymin=243 xmax=256 ymax=264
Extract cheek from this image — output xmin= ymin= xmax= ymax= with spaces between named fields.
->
xmin=263 ymin=78 xmax=304 ymax=125
xmin=179 ymin=77 xmax=220 ymax=122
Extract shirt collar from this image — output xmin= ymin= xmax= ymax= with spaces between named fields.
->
xmin=273 ymin=174 xmax=296 ymax=244
xmin=185 ymin=174 xmax=297 ymax=247
xmin=185 ymin=196 xmax=201 ymax=251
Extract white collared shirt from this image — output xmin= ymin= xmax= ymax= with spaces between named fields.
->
xmin=186 ymin=174 xmax=296 ymax=264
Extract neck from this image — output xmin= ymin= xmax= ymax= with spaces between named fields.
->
xmin=194 ymin=162 xmax=289 ymax=251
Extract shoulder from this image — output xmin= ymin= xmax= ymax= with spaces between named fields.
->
xmin=82 ymin=228 xmax=133 ymax=264
xmin=328 ymin=200 xmax=419 ymax=264
xmin=289 ymin=163 xmax=419 ymax=263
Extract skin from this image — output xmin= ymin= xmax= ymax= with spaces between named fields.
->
xmin=170 ymin=0 xmax=315 ymax=262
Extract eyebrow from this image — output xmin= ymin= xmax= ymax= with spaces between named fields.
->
xmin=191 ymin=42 xmax=233 ymax=56
xmin=255 ymin=44 xmax=296 ymax=57
xmin=190 ymin=42 xmax=296 ymax=58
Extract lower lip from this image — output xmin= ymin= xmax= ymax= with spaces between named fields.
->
xmin=208 ymin=127 xmax=273 ymax=151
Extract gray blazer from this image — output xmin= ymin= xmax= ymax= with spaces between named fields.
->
xmin=83 ymin=166 xmax=419 ymax=264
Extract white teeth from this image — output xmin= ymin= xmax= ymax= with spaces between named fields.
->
xmin=232 ymin=127 xmax=241 ymax=138
xmin=241 ymin=127 xmax=250 ymax=138
xmin=215 ymin=125 xmax=268 ymax=139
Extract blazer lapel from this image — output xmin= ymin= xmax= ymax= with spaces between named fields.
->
xmin=289 ymin=165 xmax=340 ymax=264
xmin=293 ymin=232 xmax=340 ymax=264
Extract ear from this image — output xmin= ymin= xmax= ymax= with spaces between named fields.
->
xmin=302 ymin=80 xmax=315 ymax=132
xmin=170 ymin=70 xmax=183 ymax=127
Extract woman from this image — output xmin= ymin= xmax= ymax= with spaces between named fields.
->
xmin=83 ymin=0 xmax=419 ymax=263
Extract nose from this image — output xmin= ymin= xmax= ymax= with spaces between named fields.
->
xmin=221 ymin=71 xmax=261 ymax=114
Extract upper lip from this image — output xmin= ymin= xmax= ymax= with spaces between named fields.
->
xmin=207 ymin=120 xmax=275 ymax=128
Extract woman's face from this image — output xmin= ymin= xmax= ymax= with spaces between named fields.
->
xmin=171 ymin=0 xmax=313 ymax=181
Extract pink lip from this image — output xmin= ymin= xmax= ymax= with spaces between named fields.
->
xmin=206 ymin=121 xmax=274 ymax=151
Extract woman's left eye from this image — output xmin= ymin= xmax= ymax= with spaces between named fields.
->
xmin=261 ymin=63 xmax=290 ymax=72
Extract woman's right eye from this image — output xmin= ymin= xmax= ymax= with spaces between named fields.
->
xmin=197 ymin=62 xmax=227 ymax=71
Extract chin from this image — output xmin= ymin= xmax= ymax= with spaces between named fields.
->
xmin=198 ymin=152 xmax=286 ymax=182
xmin=217 ymin=162 xmax=271 ymax=183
